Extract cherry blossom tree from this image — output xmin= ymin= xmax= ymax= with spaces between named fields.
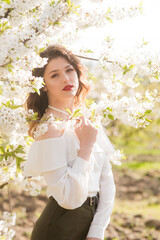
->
xmin=0 ymin=0 xmax=160 ymax=238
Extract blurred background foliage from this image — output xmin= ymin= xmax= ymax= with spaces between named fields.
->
xmin=86 ymin=61 xmax=160 ymax=158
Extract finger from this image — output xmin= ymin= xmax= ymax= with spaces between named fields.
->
xmin=78 ymin=115 xmax=87 ymax=125
xmin=86 ymin=118 xmax=91 ymax=124
xmin=75 ymin=118 xmax=82 ymax=128
xmin=86 ymin=118 xmax=94 ymax=126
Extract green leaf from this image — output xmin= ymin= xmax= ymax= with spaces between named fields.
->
xmin=144 ymin=110 xmax=152 ymax=115
xmin=85 ymin=98 xmax=94 ymax=108
xmin=73 ymin=109 xmax=81 ymax=114
xmin=26 ymin=136 xmax=34 ymax=145
xmin=72 ymin=109 xmax=82 ymax=118
xmin=5 ymin=63 xmax=13 ymax=72
xmin=39 ymin=47 xmax=45 ymax=53
xmin=73 ymin=5 xmax=80 ymax=9
xmin=55 ymin=117 xmax=63 ymax=121
xmin=49 ymin=0 xmax=55 ymax=6
xmin=138 ymin=1 xmax=144 ymax=14
xmin=74 ymin=112 xmax=83 ymax=117
xmin=14 ymin=145 xmax=25 ymax=154
xmin=73 ymin=10 xmax=80 ymax=16
xmin=5 ymin=26 xmax=12 ymax=30
xmin=16 ymin=156 xmax=25 ymax=170
xmin=66 ymin=0 xmax=71 ymax=7
xmin=106 ymin=7 xmax=111 ymax=14
xmin=142 ymin=37 xmax=148 ymax=45
xmin=85 ymin=49 xmax=93 ymax=53
xmin=3 ymin=167 xmax=8 ymax=173
xmin=134 ymin=75 xmax=144 ymax=83
xmin=35 ymin=46 xmax=45 ymax=54
xmin=1 ymin=100 xmax=21 ymax=109
xmin=108 ymin=114 xmax=114 ymax=120
xmin=3 ymin=21 xmax=8 ymax=27
xmin=1 ymin=0 xmax=11 ymax=4
xmin=33 ymin=88 xmax=40 ymax=95
xmin=91 ymin=109 xmax=95 ymax=118
xmin=145 ymin=118 xmax=152 ymax=122
xmin=139 ymin=1 xmax=143 ymax=7
xmin=106 ymin=17 xmax=113 ymax=23
xmin=129 ymin=64 xmax=135 ymax=69
xmin=32 ymin=112 xmax=38 ymax=120
xmin=0 ymin=146 xmax=5 ymax=154
xmin=106 ymin=107 xmax=112 ymax=112
xmin=65 ymin=108 xmax=72 ymax=115
xmin=0 ymin=85 xmax=2 ymax=95
xmin=122 ymin=64 xmax=135 ymax=75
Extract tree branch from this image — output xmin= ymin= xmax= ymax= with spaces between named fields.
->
xmin=0 ymin=182 xmax=8 ymax=189
xmin=76 ymin=55 xmax=113 ymax=63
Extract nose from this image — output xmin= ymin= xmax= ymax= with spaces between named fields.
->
xmin=63 ymin=72 xmax=70 ymax=82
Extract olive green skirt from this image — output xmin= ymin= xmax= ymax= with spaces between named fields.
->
xmin=31 ymin=195 xmax=98 ymax=240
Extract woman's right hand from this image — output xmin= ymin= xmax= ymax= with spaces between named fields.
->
xmin=74 ymin=115 xmax=98 ymax=149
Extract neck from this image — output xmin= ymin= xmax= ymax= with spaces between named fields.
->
xmin=48 ymin=105 xmax=70 ymax=116
xmin=48 ymin=99 xmax=74 ymax=114
xmin=46 ymin=102 xmax=74 ymax=120
xmin=50 ymin=104 xmax=73 ymax=113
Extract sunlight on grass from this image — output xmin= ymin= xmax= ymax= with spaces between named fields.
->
xmin=23 ymin=231 xmax=31 ymax=238
xmin=114 ymin=161 xmax=160 ymax=172
xmin=124 ymin=146 xmax=160 ymax=155
xmin=113 ymin=199 xmax=160 ymax=220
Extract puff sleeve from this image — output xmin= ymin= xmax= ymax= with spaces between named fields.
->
xmin=86 ymin=157 xmax=116 ymax=239
xmin=23 ymin=136 xmax=90 ymax=209
xmin=86 ymin=125 xmax=116 ymax=239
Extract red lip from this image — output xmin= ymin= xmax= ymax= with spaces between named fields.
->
xmin=63 ymin=85 xmax=73 ymax=90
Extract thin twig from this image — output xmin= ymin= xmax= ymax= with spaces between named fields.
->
xmin=76 ymin=55 xmax=113 ymax=63
xmin=76 ymin=55 xmax=99 ymax=61
xmin=0 ymin=182 xmax=8 ymax=189
xmin=7 ymin=184 xmax=12 ymax=212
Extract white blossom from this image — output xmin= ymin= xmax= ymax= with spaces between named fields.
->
xmin=0 ymin=1 xmax=159 ymax=238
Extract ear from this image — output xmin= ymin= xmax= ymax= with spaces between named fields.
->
xmin=43 ymin=85 xmax=48 ymax=92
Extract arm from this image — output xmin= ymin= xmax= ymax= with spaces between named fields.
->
xmin=25 ymin=116 xmax=97 ymax=209
xmin=43 ymin=156 xmax=90 ymax=210
xmin=40 ymin=123 xmax=93 ymax=209
xmin=86 ymin=159 xmax=116 ymax=240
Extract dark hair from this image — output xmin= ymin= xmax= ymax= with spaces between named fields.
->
xmin=24 ymin=44 xmax=90 ymax=138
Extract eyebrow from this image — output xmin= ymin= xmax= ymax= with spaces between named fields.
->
xmin=49 ymin=65 xmax=72 ymax=75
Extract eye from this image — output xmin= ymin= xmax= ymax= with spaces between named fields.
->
xmin=67 ymin=68 xmax=74 ymax=72
xmin=51 ymin=74 xmax=58 ymax=78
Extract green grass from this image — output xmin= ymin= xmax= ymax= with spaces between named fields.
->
xmin=124 ymin=146 xmax=160 ymax=156
xmin=113 ymin=199 xmax=160 ymax=220
xmin=114 ymin=161 xmax=160 ymax=172
xmin=113 ymin=136 xmax=160 ymax=155
xmin=109 ymin=118 xmax=160 ymax=156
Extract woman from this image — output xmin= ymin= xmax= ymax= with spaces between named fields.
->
xmin=23 ymin=45 xmax=116 ymax=240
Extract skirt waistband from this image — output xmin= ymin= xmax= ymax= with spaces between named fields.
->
xmin=49 ymin=192 xmax=100 ymax=208
xmin=83 ymin=192 xmax=99 ymax=206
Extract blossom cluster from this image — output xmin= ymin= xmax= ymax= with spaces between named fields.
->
xmin=99 ymin=39 xmax=160 ymax=89
xmin=0 ymin=0 xmax=158 ymax=179
xmin=75 ymin=0 xmax=143 ymax=28
xmin=0 ymin=212 xmax=16 ymax=240
xmin=22 ymin=176 xmax=44 ymax=196
xmin=0 ymin=105 xmax=27 ymax=136
xmin=0 ymin=1 xmax=159 ymax=238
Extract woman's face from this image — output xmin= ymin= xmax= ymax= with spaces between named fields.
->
xmin=43 ymin=57 xmax=79 ymax=104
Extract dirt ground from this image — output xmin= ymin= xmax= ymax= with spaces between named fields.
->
xmin=1 ymin=155 xmax=160 ymax=240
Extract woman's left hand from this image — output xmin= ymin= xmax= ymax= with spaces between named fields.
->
xmin=86 ymin=238 xmax=101 ymax=240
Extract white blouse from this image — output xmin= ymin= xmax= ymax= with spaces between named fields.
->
xmin=23 ymin=125 xmax=116 ymax=240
